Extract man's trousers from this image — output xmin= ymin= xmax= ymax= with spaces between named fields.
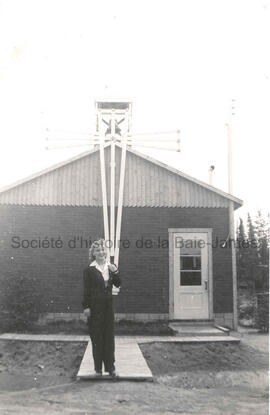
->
xmin=88 ymin=296 xmax=115 ymax=373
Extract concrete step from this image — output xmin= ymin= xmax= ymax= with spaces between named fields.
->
xmin=136 ymin=335 xmax=240 ymax=344
xmin=169 ymin=323 xmax=230 ymax=337
xmin=169 ymin=320 xmax=215 ymax=325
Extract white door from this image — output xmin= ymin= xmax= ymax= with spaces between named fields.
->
xmin=173 ymin=232 xmax=209 ymax=319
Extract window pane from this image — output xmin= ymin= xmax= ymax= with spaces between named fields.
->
xmin=180 ymin=256 xmax=201 ymax=270
xmin=180 ymin=271 xmax=201 ymax=286
xmin=179 ymin=240 xmax=201 ymax=256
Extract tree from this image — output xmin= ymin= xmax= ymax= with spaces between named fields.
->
xmin=236 ymin=218 xmax=249 ymax=288
xmin=246 ymin=213 xmax=259 ymax=290
xmin=254 ymin=210 xmax=269 ymax=291
xmin=237 ymin=212 xmax=269 ymax=331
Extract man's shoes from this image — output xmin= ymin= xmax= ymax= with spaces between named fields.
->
xmin=94 ymin=371 xmax=102 ymax=377
xmin=109 ymin=370 xmax=118 ymax=378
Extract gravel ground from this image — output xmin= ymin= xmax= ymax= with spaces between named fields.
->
xmin=0 ymin=333 xmax=268 ymax=415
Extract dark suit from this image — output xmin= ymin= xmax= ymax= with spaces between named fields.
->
xmin=82 ymin=265 xmax=121 ymax=373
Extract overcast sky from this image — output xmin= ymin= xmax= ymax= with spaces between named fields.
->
xmin=0 ymin=0 xmax=269 ymax=222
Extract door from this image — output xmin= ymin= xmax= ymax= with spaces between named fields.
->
xmin=173 ymin=232 xmax=209 ymax=319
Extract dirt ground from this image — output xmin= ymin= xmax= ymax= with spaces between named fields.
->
xmin=0 ymin=333 xmax=268 ymax=415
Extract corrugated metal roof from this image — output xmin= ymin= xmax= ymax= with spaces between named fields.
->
xmin=0 ymin=144 xmax=243 ymax=209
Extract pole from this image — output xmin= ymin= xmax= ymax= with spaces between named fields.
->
xmin=114 ymin=131 xmax=128 ymax=267
xmin=230 ymin=201 xmax=238 ymax=330
xmin=110 ymin=112 xmax=116 ymax=261
xmin=209 ymin=169 xmax=213 ymax=186
xmin=98 ymin=113 xmax=110 ymax=251
xmin=227 ymin=122 xmax=233 ymax=194
xmin=227 ymin=99 xmax=235 ymax=194
xmin=208 ymin=166 xmax=215 ymax=186
xmin=227 ymin=99 xmax=237 ymax=330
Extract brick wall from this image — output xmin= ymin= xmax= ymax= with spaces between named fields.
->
xmin=119 ymin=207 xmax=233 ymax=315
xmin=0 ymin=205 xmax=233 ymax=317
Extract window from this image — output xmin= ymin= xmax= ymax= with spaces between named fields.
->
xmin=180 ymin=242 xmax=201 ymax=286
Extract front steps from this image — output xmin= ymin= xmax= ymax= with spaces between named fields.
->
xmin=168 ymin=321 xmax=230 ymax=337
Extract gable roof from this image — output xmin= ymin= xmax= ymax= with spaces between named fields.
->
xmin=126 ymin=145 xmax=242 ymax=207
xmin=0 ymin=144 xmax=243 ymax=209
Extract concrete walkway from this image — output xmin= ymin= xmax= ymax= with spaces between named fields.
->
xmin=0 ymin=333 xmax=89 ymax=341
xmin=77 ymin=338 xmax=153 ymax=380
xmin=231 ymin=330 xmax=269 ymax=353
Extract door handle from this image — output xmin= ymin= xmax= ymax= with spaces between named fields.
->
xmin=204 ymin=280 xmax=208 ymax=290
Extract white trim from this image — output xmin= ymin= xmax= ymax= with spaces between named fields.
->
xmin=169 ymin=231 xmax=174 ymax=319
xmin=168 ymin=228 xmax=213 ymax=320
xmin=208 ymin=230 xmax=214 ymax=320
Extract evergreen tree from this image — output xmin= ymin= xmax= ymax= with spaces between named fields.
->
xmin=236 ymin=218 xmax=249 ymax=288
xmin=254 ymin=210 xmax=269 ymax=290
xmin=246 ymin=213 xmax=259 ymax=290
xmin=247 ymin=213 xmax=256 ymax=244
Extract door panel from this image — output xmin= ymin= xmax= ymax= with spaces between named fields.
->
xmin=173 ymin=232 xmax=209 ymax=319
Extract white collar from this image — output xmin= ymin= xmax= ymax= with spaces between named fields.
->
xmin=90 ymin=260 xmax=109 ymax=271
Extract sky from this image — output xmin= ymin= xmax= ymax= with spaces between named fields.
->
xmin=0 ymin=0 xmax=269 ymax=225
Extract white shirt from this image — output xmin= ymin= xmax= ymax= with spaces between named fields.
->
xmin=90 ymin=260 xmax=110 ymax=283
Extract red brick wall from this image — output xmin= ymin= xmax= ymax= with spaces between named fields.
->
xmin=0 ymin=205 xmax=233 ymax=316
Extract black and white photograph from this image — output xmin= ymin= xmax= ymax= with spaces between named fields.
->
xmin=0 ymin=1 xmax=269 ymax=414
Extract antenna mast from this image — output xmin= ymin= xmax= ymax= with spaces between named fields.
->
xmin=227 ymin=99 xmax=235 ymax=194
xmin=46 ymin=99 xmax=181 ymax=294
